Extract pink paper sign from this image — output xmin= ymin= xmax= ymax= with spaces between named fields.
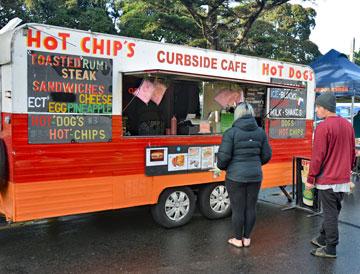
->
xmin=151 ymin=80 xmax=167 ymax=105
xmin=214 ymin=89 xmax=244 ymax=107
xmin=135 ymin=80 xmax=155 ymax=104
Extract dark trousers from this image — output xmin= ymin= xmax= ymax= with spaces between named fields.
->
xmin=318 ymin=189 xmax=344 ymax=253
xmin=225 ymin=179 xmax=261 ymax=240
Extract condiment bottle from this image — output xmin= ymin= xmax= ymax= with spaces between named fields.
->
xmin=170 ymin=115 xmax=177 ymax=135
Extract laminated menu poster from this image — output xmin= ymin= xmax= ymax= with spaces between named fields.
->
xmin=145 ymin=145 xmax=218 ymax=176
xmin=188 ymin=147 xmax=201 ymax=170
xmin=146 ymin=147 xmax=168 ymax=166
xmin=168 ymin=153 xmax=188 ymax=172
xmin=201 ymin=146 xmax=214 ymax=169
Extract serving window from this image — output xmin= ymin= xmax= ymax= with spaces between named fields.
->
xmin=122 ymin=75 xmax=200 ymax=136
xmin=121 ymin=73 xmax=267 ymax=137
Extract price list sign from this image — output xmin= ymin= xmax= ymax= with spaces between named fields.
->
xmin=269 ymin=119 xmax=306 ymax=139
xmin=269 ymin=78 xmax=307 ymax=118
xmin=27 ymin=51 xmax=113 ymax=143
xmin=28 ymin=114 xmax=112 ymax=144
xmin=245 ymin=89 xmax=265 ymax=117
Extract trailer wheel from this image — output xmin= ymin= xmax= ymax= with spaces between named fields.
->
xmin=0 ymin=139 xmax=8 ymax=190
xmin=151 ymin=187 xmax=195 ymax=228
xmin=198 ymin=183 xmax=231 ymax=219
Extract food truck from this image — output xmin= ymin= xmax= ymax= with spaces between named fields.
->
xmin=0 ymin=22 xmax=315 ymax=227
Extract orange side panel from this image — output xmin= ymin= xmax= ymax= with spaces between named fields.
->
xmin=0 ymin=183 xmax=15 ymax=221
xmin=7 ymin=114 xmax=313 ymax=185
xmin=13 ymin=179 xmax=114 ymax=221
xmin=0 ymin=113 xmax=313 ymax=222
xmin=3 ymin=172 xmax=225 ymax=222
xmin=1 ymin=162 xmax=294 ymax=222
xmin=262 ymin=161 xmax=293 ymax=188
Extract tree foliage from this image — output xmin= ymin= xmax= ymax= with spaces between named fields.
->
xmin=238 ymin=3 xmax=320 ymax=63
xmin=0 ymin=0 xmax=28 ymax=28
xmin=118 ymin=0 xmax=296 ymax=50
xmin=117 ymin=0 xmax=202 ymax=45
xmin=354 ymin=50 xmax=360 ymax=66
xmin=118 ymin=0 xmax=320 ymax=63
xmin=0 ymin=0 xmax=320 ymax=63
xmin=0 ymin=0 xmax=116 ymax=33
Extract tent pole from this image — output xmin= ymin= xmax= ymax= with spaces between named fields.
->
xmin=350 ymin=38 xmax=355 ymax=125
xmin=352 ymin=95 xmax=355 ymax=124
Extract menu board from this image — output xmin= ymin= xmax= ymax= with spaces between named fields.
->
xmin=245 ymin=89 xmax=265 ymax=117
xmin=269 ymin=119 xmax=306 ymax=139
xmin=27 ymin=51 xmax=113 ymax=143
xmin=269 ymin=78 xmax=307 ymax=118
xmin=28 ymin=114 xmax=112 ymax=144
xmin=145 ymin=145 xmax=219 ymax=176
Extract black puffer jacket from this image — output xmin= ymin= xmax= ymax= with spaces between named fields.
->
xmin=217 ymin=115 xmax=272 ymax=183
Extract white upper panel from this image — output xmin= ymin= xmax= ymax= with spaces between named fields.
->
xmin=5 ymin=23 xmax=315 ymax=118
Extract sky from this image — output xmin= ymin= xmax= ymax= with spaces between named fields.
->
xmin=290 ymin=0 xmax=360 ymax=55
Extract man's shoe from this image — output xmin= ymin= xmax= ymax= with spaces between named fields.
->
xmin=311 ymin=237 xmax=326 ymax=248
xmin=311 ymin=247 xmax=337 ymax=258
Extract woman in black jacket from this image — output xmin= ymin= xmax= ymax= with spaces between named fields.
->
xmin=217 ymin=102 xmax=272 ymax=248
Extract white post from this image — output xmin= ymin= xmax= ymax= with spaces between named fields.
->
xmin=349 ymin=38 xmax=355 ymax=62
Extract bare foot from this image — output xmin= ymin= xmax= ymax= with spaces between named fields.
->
xmin=243 ymin=238 xmax=251 ymax=247
xmin=228 ymin=238 xmax=243 ymax=248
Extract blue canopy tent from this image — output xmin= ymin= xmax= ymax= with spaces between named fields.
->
xmin=310 ymin=49 xmax=360 ymax=127
xmin=310 ymin=49 xmax=360 ymax=97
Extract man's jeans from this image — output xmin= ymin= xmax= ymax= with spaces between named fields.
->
xmin=318 ymin=189 xmax=344 ymax=254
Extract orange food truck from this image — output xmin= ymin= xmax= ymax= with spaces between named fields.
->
xmin=0 ymin=22 xmax=315 ymax=227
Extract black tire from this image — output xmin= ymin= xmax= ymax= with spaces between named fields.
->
xmin=151 ymin=187 xmax=196 ymax=228
xmin=0 ymin=139 xmax=8 ymax=190
xmin=198 ymin=183 xmax=231 ymax=219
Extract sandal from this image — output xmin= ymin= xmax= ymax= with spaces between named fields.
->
xmin=228 ymin=238 xmax=243 ymax=248
xmin=243 ymin=238 xmax=251 ymax=247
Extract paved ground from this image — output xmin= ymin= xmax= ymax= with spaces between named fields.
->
xmin=0 ymin=185 xmax=360 ymax=274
